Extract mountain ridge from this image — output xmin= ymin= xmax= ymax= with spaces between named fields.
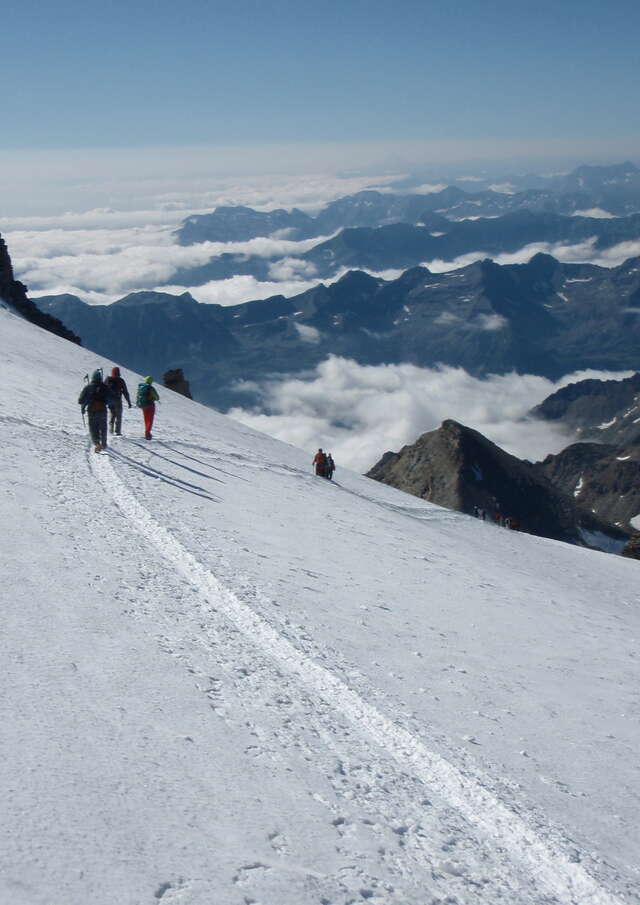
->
xmin=39 ymin=253 xmax=640 ymax=409
xmin=175 ymin=162 xmax=640 ymax=247
xmin=366 ymin=418 xmax=628 ymax=550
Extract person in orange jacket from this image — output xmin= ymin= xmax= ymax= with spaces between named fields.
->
xmin=313 ymin=448 xmax=328 ymax=477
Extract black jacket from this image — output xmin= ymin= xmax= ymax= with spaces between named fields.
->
xmin=78 ymin=380 xmax=115 ymax=414
xmin=105 ymin=375 xmax=131 ymax=405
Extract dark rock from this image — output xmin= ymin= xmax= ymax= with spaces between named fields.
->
xmin=163 ymin=368 xmax=192 ymax=399
xmin=367 ymin=419 xmax=628 ymax=552
xmin=532 ymin=372 xmax=640 ymax=446
xmin=535 ymin=441 xmax=640 ymax=529
xmin=0 ymin=233 xmax=80 ymax=344
xmin=622 ymin=533 xmax=640 ymax=560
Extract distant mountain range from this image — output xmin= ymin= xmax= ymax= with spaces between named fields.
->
xmin=176 ymin=162 xmax=640 ymax=247
xmin=168 ymin=162 xmax=640 ymax=288
xmin=366 ymin=419 xmax=629 ymax=551
xmin=170 ymin=208 xmax=640 ymax=288
xmin=39 ymin=253 xmax=640 ymax=409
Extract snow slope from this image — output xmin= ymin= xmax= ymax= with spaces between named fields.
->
xmin=1 ymin=305 xmax=639 ymax=905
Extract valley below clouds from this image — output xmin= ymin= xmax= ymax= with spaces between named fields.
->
xmin=4 ymin=167 xmax=640 ymax=472
xmin=227 ymin=358 xmax=632 ymax=472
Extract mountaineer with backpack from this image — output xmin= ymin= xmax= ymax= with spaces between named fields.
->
xmin=326 ymin=453 xmax=335 ymax=480
xmin=105 ymin=366 xmax=131 ymax=436
xmin=78 ymin=369 xmax=115 ymax=453
xmin=136 ymin=376 xmax=159 ymax=440
xmin=313 ymin=448 xmax=328 ymax=477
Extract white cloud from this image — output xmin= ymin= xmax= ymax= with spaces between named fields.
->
xmin=412 ymin=183 xmax=448 ymax=194
xmin=155 ymin=275 xmax=323 ymax=308
xmin=8 ymin=224 xmax=333 ymax=303
xmin=434 ymin=311 xmax=461 ymax=326
xmin=0 ymin=208 xmax=192 ymax=231
xmin=423 ymin=237 xmax=640 ymax=273
xmin=19 ymin=226 xmax=640 ymax=310
xmin=157 ymin=264 xmax=408 ymax=307
xmin=267 ymin=257 xmax=319 ymax=281
xmin=294 ymin=323 xmax=321 ymax=343
xmin=487 ymin=182 xmax=516 ymax=194
xmin=228 ymin=356 xmax=635 ymax=473
xmin=0 ymin=150 xmax=406 ymax=219
xmin=474 ymin=313 xmax=508 ymax=330
xmin=572 ymin=208 xmax=616 ymax=219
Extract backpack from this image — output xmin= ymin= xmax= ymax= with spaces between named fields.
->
xmin=105 ymin=376 xmax=122 ymax=399
xmin=83 ymin=382 xmax=108 ymax=412
xmin=136 ymin=383 xmax=152 ymax=407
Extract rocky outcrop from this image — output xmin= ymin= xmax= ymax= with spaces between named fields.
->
xmin=532 ymin=372 xmax=640 ymax=447
xmin=622 ymin=533 xmax=640 ymax=560
xmin=367 ymin=419 xmax=628 ymax=552
xmin=530 ymin=373 xmax=640 ymax=528
xmin=163 ymin=368 xmax=192 ymax=399
xmin=535 ymin=440 xmax=640 ymax=529
xmin=0 ymin=233 xmax=80 ymax=344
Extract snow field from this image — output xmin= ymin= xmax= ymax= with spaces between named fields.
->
xmin=1 ymin=306 xmax=640 ymax=904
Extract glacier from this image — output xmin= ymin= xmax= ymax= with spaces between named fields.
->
xmin=1 ymin=305 xmax=639 ymax=904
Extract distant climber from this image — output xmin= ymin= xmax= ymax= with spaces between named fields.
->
xmin=326 ymin=453 xmax=336 ymax=480
xmin=105 ymin=366 xmax=131 ymax=436
xmin=136 ymin=376 xmax=159 ymax=440
xmin=78 ymin=369 xmax=115 ymax=453
xmin=313 ymin=448 xmax=328 ymax=477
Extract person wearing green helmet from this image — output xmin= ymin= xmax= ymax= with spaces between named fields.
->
xmin=135 ymin=376 xmax=159 ymax=440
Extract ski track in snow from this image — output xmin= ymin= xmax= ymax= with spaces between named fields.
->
xmin=92 ymin=444 xmax=626 ymax=905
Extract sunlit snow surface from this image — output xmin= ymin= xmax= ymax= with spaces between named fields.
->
xmin=1 ymin=306 xmax=639 ymax=905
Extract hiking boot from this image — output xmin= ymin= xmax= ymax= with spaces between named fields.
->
xmin=94 ymin=444 xmax=101 ymax=453
xmin=145 ymin=432 xmax=152 ymax=440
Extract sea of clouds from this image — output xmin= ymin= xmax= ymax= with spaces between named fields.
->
xmin=0 ymin=170 xmax=403 ymax=305
xmin=228 ymin=358 xmax=634 ymax=472
xmin=5 ymin=209 xmax=640 ymax=309
xmin=2 ymin=167 xmax=637 ymax=470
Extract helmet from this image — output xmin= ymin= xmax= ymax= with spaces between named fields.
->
xmin=144 ymin=376 xmax=153 ymax=384
xmin=91 ymin=369 xmax=102 ymax=382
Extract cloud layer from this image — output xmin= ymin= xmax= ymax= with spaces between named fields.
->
xmin=228 ymin=357 xmax=633 ymax=473
xmin=423 ymin=237 xmax=640 ymax=273
xmin=4 ymin=165 xmax=639 ymax=309
xmin=8 ymin=225 xmax=332 ymax=304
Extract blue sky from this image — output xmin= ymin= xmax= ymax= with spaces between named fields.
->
xmin=3 ymin=0 xmax=639 ymax=151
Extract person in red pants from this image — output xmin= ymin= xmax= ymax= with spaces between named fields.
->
xmin=136 ymin=376 xmax=159 ymax=439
